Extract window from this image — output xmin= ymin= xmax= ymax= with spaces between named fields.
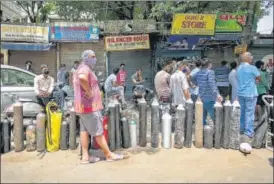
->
xmin=0 ymin=68 xmax=35 ymax=87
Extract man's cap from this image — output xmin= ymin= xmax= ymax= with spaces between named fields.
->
xmin=81 ymin=50 xmax=95 ymax=60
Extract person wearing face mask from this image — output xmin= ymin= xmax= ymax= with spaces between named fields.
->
xmin=25 ymin=61 xmax=34 ymax=73
xmin=73 ymin=50 xmax=127 ymax=164
xmin=34 ymin=64 xmax=54 ymax=108
xmin=237 ymin=52 xmax=261 ymax=146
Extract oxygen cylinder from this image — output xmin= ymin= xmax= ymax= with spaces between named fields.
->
xmin=194 ymin=99 xmax=203 ymax=148
xmin=139 ymin=98 xmax=147 ymax=147
xmin=222 ymin=100 xmax=232 ymax=149
xmin=13 ymin=101 xmax=24 ymax=152
xmin=114 ymin=100 xmax=121 ymax=149
xmin=184 ymin=100 xmax=194 ymax=148
xmin=60 ymin=120 xmax=69 ymax=150
xmin=229 ymin=101 xmax=241 ymax=150
xmin=69 ymin=107 xmax=77 ymax=150
xmin=26 ymin=124 xmax=36 ymax=152
xmin=151 ymin=98 xmax=160 ymax=148
xmin=129 ymin=118 xmax=137 ymax=148
xmin=108 ymin=101 xmax=116 ymax=151
xmin=121 ymin=117 xmax=130 ymax=149
xmin=161 ymin=112 xmax=172 ymax=149
xmin=2 ymin=117 xmax=11 ymax=153
xmin=204 ymin=125 xmax=214 ymax=149
xmin=36 ymin=112 xmax=46 ymax=152
xmin=214 ymin=102 xmax=223 ymax=149
xmin=174 ymin=104 xmax=185 ymax=149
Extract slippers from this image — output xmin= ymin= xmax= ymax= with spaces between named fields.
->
xmin=106 ymin=154 xmax=129 ymax=162
xmin=81 ymin=156 xmax=100 ymax=164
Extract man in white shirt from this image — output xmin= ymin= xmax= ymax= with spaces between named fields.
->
xmin=170 ymin=61 xmax=191 ymax=106
xmin=34 ymin=64 xmax=54 ymax=108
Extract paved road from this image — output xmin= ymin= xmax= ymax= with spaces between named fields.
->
xmin=1 ymin=146 xmax=273 ymax=183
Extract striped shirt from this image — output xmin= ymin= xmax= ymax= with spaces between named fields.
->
xmin=214 ymin=66 xmax=230 ymax=87
xmin=192 ymin=68 xmax=219 ymax=102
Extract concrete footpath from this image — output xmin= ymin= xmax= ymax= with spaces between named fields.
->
xmin=1 ymin=146 xmax=273 ymax=183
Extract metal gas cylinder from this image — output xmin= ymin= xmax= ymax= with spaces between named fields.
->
xmin=151 ymin=98 xmax=160 ymax=148
xmin=69 ymin=107 xmax=77 ymax=150
xmin=139 ymin=98 xmax=147 ymax=147
xmin=13 ymin=101 xmax=24 ymax=152
xmin=2 ymin=117 xmax=11 ymax=153
xmin=229 ymin=100 xmax=241 ymax=150
xmin=129 ymin=118 xmax=137 ymax=148
xmin=114 ymin=100 xmax=121 ymax=149
xmin=174 ymin=104 xmax=185 ymax=149
xmin=60 ymin=120 xmax=69 ymax=150
xmin=214 ymin=101 xmax=223 ymax=149
xmin=121 ymin=117 xmax=130 ymax=149
xmin=36 ymin=112 xmax=46 ymax=152
xmin=204 ymin=125 xmax=214 ymax=149
xmin=184 ymin=99 xmax=194 ymax=148
xmin=194 ymin=99 xmax=203 ymax=148
xmin=26 ymin=124 xmax=36 ymax=152
xmin=222 ymin=100 xmax=232 ymax=149
xmin=161 ymin=112 xmax=172 ymax=149
xmin=108 ymin=101 xmax=116 ymax=151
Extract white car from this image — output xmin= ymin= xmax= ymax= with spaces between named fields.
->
xmin=1 ymin=65 xmax=37 ymax=112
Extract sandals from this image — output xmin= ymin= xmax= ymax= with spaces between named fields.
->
xmin=106 ymin=154 xmax=128 ymax=162
xmin=80 ymin=156 xmax=101 ymax=164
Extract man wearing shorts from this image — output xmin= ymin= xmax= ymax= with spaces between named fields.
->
xmin=74 ymin=50 xmax=126 ymax=164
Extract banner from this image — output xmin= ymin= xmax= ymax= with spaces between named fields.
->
xmin=171 ymin=14 xmax=216 ymax=35
xmin=105 ymin=34 xmax=150 ymax=51
xmin=50 ymin=26 xmax=99 ymax=42
xmin=167 ymin=35 xmax=210 ymax=50
xmin=216 ymin=13 xmax=246 ymax=32
xmin=1 ymin=24 xmax=49 ymax=43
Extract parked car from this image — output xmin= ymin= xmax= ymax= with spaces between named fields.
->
xmin=0 ymin=65 xmax=37 ymax=112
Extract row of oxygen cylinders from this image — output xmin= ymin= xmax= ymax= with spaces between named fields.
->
xmin=108 ymin=98 xmax=242 ymax=150
xmin=4 ymin=101 xmax=78 ymax=153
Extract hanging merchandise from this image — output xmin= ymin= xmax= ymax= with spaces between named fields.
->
xmin=194 ymin=99 xmax=203 ymax=148
xmin=184 ymin=100 xmax=194 ymax=148
xmin=36 ymin=112 xmax=46 ymax=152
xmin=151 ymin=98 xmax=160 ymax=148
xmin=139 ymin=98 xmax=147 ymax=147
xmin=60 ymin=120 xmax=69 ymax=150
xmin=161 ymin=112 xmax=172 ymax=149
xmin=26 ymin=124 xmax=36 ymax=152
xmin=174 ymin=104 xmax=185 ymax=149
xmin=13 ymin=101 xmax=24 ymax=152
xmin=108 ymin=101 xmax=116 ymax=151
xmin=204 ymin=125 xmax=214 ymax=149
xmin=121 ymin=117 xmax=130 ymax=149
xmin=214 ymin=102 xmax=223 ymax=149
xmin=229 ymin=101 xmax=241 ymax=150
xmin=46 ymin=101 xmax=62 ymax=152
xmin=114 ymin=100 xmax=122 ymax=149
xmin=69 ymin=107 xmax=77 ymax=150
xmin=222 ymin=100 xmax=232 ymax=149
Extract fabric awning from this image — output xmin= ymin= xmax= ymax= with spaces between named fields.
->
xmin=1 ymin=42 xmax=54 ymax=51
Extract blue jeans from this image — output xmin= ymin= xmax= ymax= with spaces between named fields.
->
xmin=202 ymin=101 xmax=215 ymax=126
xmin=238 ymin=96 xmax=257 ymax=138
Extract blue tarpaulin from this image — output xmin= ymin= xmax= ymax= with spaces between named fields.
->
xmin=1 ymin=42 xmax=54 ymax=51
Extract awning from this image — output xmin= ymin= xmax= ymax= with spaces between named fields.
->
xmin=155 ymin=49 xmax=202 ymax=58
xmin=1 ymin=42 xmax=54 ymax=51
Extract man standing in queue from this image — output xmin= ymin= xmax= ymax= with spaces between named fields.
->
xmin=117 ymin=63 xmax=128 ymax=93
xmin=73 ymin=50 xmax=126 ymax=164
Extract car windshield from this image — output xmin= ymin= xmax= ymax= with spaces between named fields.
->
xmin=1 ymin=68 xmax=35 ymax=87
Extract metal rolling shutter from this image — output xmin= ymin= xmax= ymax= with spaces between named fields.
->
xmin=9 ymin=49 xmax=57 ymax=79
xmin=107 ymin=50 xmax=153 ymax=98
xmin=59 ymin=40 xmax=105 ymax=78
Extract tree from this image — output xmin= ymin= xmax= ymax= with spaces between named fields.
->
xmin=16 ymin=1 xmax=55 ymax=23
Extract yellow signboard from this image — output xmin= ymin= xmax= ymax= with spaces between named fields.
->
xmin=105 ymin=34 xmax=150 ymax=51
xmin=171 ymin=14 xmax=217 ymax=35
xmin=1 ymin=24 xmax=49 ymax=43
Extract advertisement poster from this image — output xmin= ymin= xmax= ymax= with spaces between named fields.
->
xmin=171 ymin=14 xmax=217 ymax=35
xmin=215 ymin=13 xmax=246 ymax=32
xmin=105 ymin=34 xmax=150 ymax=51
xmin=1 ymin=24 xmax=49 ymax=43
xmin=51 ymin=26 xmax=99 ymax=42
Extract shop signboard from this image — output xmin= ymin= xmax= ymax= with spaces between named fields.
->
xmin=50 ymin=25 xmax=99 ymax=42
xmin=215 ymin=13 xmax=246 ymax=32
xmin=1 ymin=24 xmax=49 ymax=43
xmin=105 ymin=34 xmax=150 ymax=51
xmin=171 ymin=14 xmax=216 ymax=35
